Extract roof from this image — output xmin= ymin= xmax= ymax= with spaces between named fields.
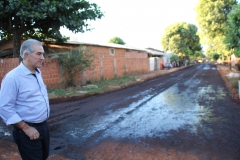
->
xmin=44 ymin=41 xmax=147 ymax=52
xmin=146 ymin=47 xmax=164 ymax=52
xmin=63 ymin=41 xmax=165 ymax=56
xmin=145 ymin=49 xmax=164 ymax=56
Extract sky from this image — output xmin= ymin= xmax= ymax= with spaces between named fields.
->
xmin=60 ymin=0 xmax=199 ymax=50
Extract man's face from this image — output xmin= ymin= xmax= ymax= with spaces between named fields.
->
xmin=26 ymin=44 xmax=45 ymax=69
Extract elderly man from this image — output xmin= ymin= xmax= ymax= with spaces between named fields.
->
xmin=0 ymin=39 xmax=50 ymax=160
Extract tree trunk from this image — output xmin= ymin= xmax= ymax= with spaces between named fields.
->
xmin=237 ymin=60 xmax=240 ymax=71
xmin=221 ymin=54 xmax=224 ymax=64
xmin=12 ymin=29 xmax=22 ymax=59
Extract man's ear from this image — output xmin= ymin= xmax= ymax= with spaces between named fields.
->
xmin=23 ymin=52 xmax=28 ymax=59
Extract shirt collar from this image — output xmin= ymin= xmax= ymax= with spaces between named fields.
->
xmin=20 ymin=62 xmax=40 ymax=75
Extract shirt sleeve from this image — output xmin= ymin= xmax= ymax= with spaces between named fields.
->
xmin=0 ymin=77 xmax=22 ymax=125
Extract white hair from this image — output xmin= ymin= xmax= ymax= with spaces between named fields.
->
xmin=20 ymin=39 xmax=42 ymax=58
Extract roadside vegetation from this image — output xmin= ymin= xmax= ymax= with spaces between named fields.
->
xmin=48 ymin=75 xmax=136 ymax=99
xmin=58 ymin=46 xmax=95 ymax=87
xmin=228 ymin=77 xmax=240 ymax=90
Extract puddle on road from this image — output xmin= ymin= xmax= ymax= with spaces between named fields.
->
xmin=0 ymin=125 xmax=12 ymax=137
xmin=203 ymin=65 xmax=216 ymax=70
xmin=102 ymin=85 xmax=209 ymax=139
xmin=196 ymin=64 xmax=216 ymax=70
xmin=64 ymin=78 xmax=227 ymax=142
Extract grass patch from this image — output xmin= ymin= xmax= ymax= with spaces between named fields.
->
xmin=48 ymin=75 xmax=136 ymax=99
xmin=228 ymin=77 xmax=240 ymax=89
xmin=81 ymin=75 xmax=136 ymax=94
xmin=48 ymin=89 xmax=67 ymax=96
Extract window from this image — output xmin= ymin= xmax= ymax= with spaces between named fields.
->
xmin=109 ymin=48 xmax=115 ymax=56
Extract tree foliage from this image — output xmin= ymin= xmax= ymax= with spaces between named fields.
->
xmin=190 ymin=50 xmax=205 ymax=60
xmin=213 ymin=53 xmax=220 ymax=61
xmin=58 ymin=46 xmax=95 ymax=87
xmin=170 ymin=54 xmax=179 ymax=62
xmin=161 ymin=22 xmax=202 ymax=60
xmin=196 ymin=0 xmax=237 ymax=58
xmin=0 ymin=0 xmax=104 ymax=57
xmin=108 ymin=37 xmax=126 ymax=45
xmin=223 ymin=4 xmax=240 ymax=57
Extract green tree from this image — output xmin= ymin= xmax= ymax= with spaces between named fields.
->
xmin=0 ymin=0 xmax=104 ymax=57
xmin=108 ymin=37 xmax=126 ymax=45
xmin=170 ymin=54 xmax=179 ymax=62
xmin=58 ymin=46 xmax=95 ymax=87
xmin=224 ymin=4 xmax=240 ymax=58
xmin=161 ymin=22 xmax=202 ymax=61
xmin=189 ymin=50 xmax=205 ymax=60
xmin=213 ymin=53 xmax=220 ymax=61
xmin=196 ymin=0 xmax=237 ymax=60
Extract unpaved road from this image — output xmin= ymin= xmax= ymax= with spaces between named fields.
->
xmin=0 ymin=63 xmax=240 ymax=160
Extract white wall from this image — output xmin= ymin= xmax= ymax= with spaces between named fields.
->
xmin=149 ymin=57 xmax=161 ymax=71
xmin=149 ymin=57 xmax=155 ymax=71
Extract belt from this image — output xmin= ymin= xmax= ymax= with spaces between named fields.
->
xmin=25 ymin=121 xmax=47 ymax=126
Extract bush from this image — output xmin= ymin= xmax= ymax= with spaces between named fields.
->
xmin=228 ymin=77 xmax=240 ymax=89
xmin=58 ymin=46 xmax=95 ymax=87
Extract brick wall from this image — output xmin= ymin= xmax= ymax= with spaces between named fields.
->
xmin=0 ymin=46 xmax=150 ymax=89
xmin=41 ymin=59 xmax=62 ymax=88
xmin=0 ymin=58 xmax=63 ymax=89
xmin=75 ymin=46 xmax=150 ymax=84
xmin=0 ymin=58 xmax=19 ymax=84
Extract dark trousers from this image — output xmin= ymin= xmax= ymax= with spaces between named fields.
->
xmin=13 ymin=121 xmax=50 ymax=160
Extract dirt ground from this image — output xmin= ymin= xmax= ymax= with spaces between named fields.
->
xmin=217 ymin=65 xmax=240 ymax=102
xmin=0 ymin=64 xmax=240 ymax=160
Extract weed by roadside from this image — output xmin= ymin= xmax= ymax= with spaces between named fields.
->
xmin=48 ymin=75 xmax=136 ymax=99
xmin=228 ymin=77 xmax=240 ymax=90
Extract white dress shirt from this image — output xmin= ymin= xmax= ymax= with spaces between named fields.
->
xmin=0 ymin=62 xmax=50 ymax=125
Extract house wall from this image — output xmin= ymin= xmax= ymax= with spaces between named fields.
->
xmin=77 ymin=46 xmax=149 ymax=84
xmin=0 ymin=45 xmax=150 ymax=89
xmin=0 ymin=40 xmax=13 ymax=50
xmin=0 ymin=40 xmax=27 ymax=51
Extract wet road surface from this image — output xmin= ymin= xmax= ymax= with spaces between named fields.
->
xmin=0 ymin=64 xmax=240 ymax=160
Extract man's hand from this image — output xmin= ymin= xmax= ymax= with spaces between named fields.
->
xmin=22 ymin=125 xmax=40 ymax=140
xmin=14 ymin=121 xmax=40 ymax=140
